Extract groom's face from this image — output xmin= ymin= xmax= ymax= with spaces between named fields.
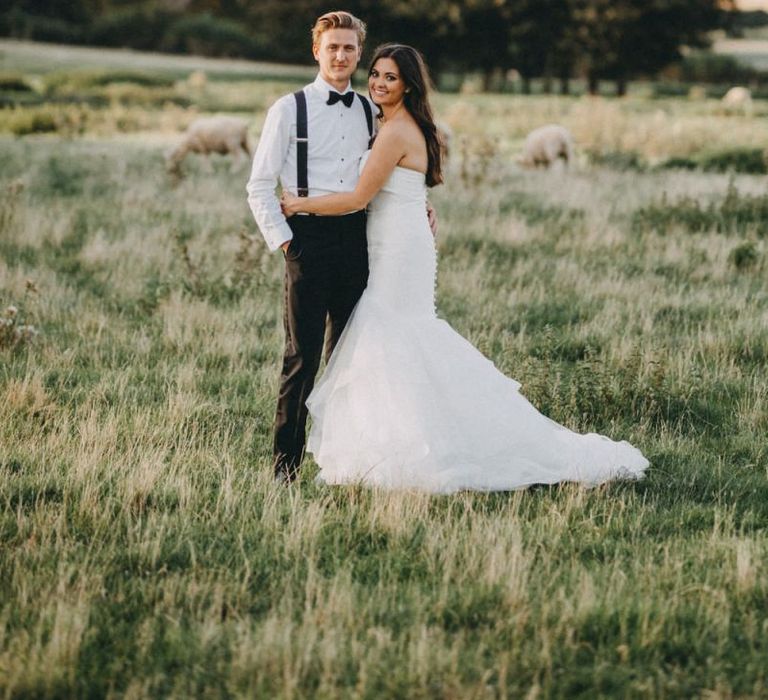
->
xmin=313 ymin=28 xmax=361 ymax=87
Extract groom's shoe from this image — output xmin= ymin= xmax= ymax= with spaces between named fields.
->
xmin=273 ymin=454 xmax=300 ymax=485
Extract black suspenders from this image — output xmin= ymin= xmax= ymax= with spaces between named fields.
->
xmin=292 ymin=90 xmax=374 ymax=198
xmin=293 ymin=90 xmax=309 ymax=197
xmin=358 ymin=93 xmax=373 ymax=146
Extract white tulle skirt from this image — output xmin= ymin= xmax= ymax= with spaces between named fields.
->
xmin=306 ymin=295 xmax=648 ymax=493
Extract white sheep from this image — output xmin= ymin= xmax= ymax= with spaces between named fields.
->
xmin=167 ymin=115 xmax=251 ymax=177
xmin=519 ymin=124 xmax=574 ymax=169
xmin=721 ymin=86 xmax=753 ymax=115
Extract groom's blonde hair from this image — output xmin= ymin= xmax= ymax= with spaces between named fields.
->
xmin=312 ymin=10 xmax=366 ymax=47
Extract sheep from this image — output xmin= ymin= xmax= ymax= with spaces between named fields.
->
xmin=721 ymin=86 xmax=753 ymax=115
xmin=167 ymin=115 xmax=251 ymax=178
xmin=519 ymin=124 xmax=574 ymax=169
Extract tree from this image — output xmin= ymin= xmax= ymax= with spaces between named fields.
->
xmin=0 ymin=0 xmax=732 ymax=91
xmin=365 ymin=0 xmax=462 ymax=77
xmin=507 ymin=0 xmax=574 ymax=94
xmin=609 ymin=0 xmax=722 ymax=95
xmin=567 ymin=0 xmax=723 ymax=96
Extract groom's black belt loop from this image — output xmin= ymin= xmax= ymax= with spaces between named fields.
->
xmin=292 ymin=89 xmax=375 ymax=200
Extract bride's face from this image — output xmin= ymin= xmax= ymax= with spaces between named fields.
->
xmin=368 ymin=58 xmax=406 ymax=108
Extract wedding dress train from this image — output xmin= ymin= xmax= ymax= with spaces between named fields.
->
xmin=305 ymin=153 xmax=648 ymax=493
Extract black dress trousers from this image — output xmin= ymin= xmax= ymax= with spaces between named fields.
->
xmin=273 ymin=210 xmax=368 ymax=463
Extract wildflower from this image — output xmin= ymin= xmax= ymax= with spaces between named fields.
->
xmin=16 ymin=324 xmax=38 ymax=342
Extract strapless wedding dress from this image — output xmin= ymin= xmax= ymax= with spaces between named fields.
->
xmin=305 ymin=152 xmax=648 ymax=493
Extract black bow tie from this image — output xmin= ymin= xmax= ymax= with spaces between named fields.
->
xmin=327 ymin=90 xmax=354 ymax=107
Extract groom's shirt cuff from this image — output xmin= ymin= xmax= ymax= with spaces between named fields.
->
xmin=262 ymin=223 xmax=293 ymax=252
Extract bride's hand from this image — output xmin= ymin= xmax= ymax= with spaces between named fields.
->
xmin=426 ymin=201 xmax=438 ymax=237
xmin=280 ymin=191 xmax=302 ymax=217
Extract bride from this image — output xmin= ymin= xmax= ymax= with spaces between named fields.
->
xmin=280 ymin=44 xmax=649 ymax=493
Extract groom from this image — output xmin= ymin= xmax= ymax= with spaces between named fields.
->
xmin=248 ymin=10 xmax=433 ymax=483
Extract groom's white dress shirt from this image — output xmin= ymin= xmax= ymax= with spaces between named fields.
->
xmin=246 ymin=74 xmax=376 ymax=251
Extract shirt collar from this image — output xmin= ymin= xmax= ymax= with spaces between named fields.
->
xmin=312 ymin=73 xmax=352 ymax=95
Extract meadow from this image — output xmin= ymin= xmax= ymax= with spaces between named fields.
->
xmin=1 ymin=40 xmax=767 ymax=698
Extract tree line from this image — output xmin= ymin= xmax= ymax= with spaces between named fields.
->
xmin=1 ymin=0 xmax=743 ymax=94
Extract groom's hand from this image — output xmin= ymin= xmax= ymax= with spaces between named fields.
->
xmin=280 ymin=240 xmax=291 ymax=253
xmin=427 ymin=202 xmax=438 ymax=237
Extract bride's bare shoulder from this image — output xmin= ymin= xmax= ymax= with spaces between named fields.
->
xmin=376 ymin=117 xmax=423 ymax=148
xmin=371 ymin=120 xmax=408 ymax=150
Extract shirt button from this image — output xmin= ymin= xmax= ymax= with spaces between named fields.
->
xmin=340 ymin=179 xmax=344 ymax=183
xmin=341 ymin=158 xmax=345 ymax=162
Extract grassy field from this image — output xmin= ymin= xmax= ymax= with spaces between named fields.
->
xmin=1 ymin=42 xmax=767 ymax=698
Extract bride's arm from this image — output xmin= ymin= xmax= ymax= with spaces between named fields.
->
xmin=281 ymin=126 xmax=406 ymax=216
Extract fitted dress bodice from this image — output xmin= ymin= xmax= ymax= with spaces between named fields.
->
xmin=360 ymin=151 xmax=436 ymax=318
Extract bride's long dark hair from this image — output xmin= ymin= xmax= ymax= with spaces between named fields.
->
xmin=369 ymin=44 xmax=443 ymax=187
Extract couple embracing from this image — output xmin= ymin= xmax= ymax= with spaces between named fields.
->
xmin=246 ymin=10 xmax=648 ymax=492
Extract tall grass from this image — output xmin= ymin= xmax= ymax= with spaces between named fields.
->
xmin=1 ymin=48 xmax=767 ymax=698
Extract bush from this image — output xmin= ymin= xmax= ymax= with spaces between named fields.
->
xmin=632 ymin=194 xmax=713 ymax=234
xmin=587 ymin=149 xmax=647 ymax=171
xmin=43 ymin=70 xmax=174 ymax=95
xmin=729 ymin=241 xmax=759 ymax=270
xmin=659 ymin=156 xmax=698 ymax=170
xmin=1 ymin=108 xmax=57 ymax=136
xmin=679 ymin=52 xmax=757 ymax=84
xmin=89 ymin=8 xmax=174 ymax=51
xmin=497 ymin=192 xmax=585 ymax=227
xmin=161 ymin=13 xmax=262 ymax=58
xmin=699 ymin=148 xmax=768 ymax=175
xmin=651 ymin=82 xmax=691 ymax=98
xmin=632 ymin=183 xmax=768 ymax=236
xmin=0 ymin=9 xmax=85 ymax=44
xmin=85 ymin=71 xmax=175 ymax=89
xmin=0 ymin=73 xmax=32 ymax=92
xmin=0 ymin=105 xmax=93 ymax=136
xmin=659 ymin=149 xmax=768 ymax=174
